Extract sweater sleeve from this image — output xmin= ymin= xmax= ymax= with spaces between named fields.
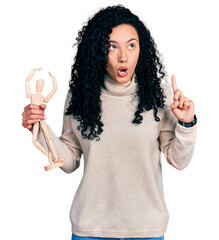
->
xmin=158 ymin=84 xmax=197 ymax=170
xmin=32 ymin=90 xmax=83 ymax=174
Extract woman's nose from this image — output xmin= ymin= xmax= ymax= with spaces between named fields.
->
xmin=118 ymin=48 xmax=128 ymax=63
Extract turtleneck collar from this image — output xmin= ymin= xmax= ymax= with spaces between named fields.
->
xmin=101 ymin=73 xmax=139 ymax=96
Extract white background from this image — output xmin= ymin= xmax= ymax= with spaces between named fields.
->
xmin=0 ymin=0 xmax=218 ymax=239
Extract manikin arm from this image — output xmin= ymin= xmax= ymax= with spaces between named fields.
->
xmin=25 ymin=68 xmax=42 ymax=98
xmin=44 ymin=71 xmax=57 ymax=103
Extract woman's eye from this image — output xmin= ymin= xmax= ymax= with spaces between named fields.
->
xmin=109 ymin=45 xmax=116 ymax=50
xmin=128 ymin=44 xmax=135 ymax=49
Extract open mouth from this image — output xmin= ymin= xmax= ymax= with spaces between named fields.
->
xmin=118 ymin=67 xmax=128 ymax=77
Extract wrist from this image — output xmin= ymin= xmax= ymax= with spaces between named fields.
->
xmin=178 ymin=114 xmax=197 ymax=128
xmin=185 ymin=117 xmax=195 ymax=123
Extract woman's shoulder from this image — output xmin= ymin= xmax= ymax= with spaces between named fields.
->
xmin=63 ymin=89 xmax=72 ymax=113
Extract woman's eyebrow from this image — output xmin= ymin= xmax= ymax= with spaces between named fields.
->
xmin=109 ymin=38 xmax=138 ymax=43
xmin=127 ymin=38 xmax=138 ymax=43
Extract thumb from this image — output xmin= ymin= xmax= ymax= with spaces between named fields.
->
xmin=171 ymin=100 xmax=179 ymax=109
xmin=39 ymin=104 xmax=47 ymax=110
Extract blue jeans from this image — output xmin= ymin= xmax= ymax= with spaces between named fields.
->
xmin=72 ymin=233 xmax=164 ymax=240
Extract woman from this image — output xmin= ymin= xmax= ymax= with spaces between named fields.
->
xmin=22 ymin=5 xmax=197 ymax=240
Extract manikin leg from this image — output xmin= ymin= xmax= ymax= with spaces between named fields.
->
xmin=39 ymin=120 xmax=63 ymax=163
xmin=32 ymin=121 xmax=64 ymax=171
xmin=32 ymin=122 xmax=52 ymax=163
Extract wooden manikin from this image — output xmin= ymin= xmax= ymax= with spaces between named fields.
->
xmin=25 ymin=68 xmax=64 ymax=171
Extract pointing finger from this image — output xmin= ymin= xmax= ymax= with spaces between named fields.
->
xmin=171 ymin=74 xmax=178 ymax=93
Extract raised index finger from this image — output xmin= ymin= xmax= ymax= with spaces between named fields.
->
xmin=171 ymin=74 xmax=178 ymax=93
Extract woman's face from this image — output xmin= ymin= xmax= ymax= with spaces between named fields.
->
xmin=105 ymin=24 xmax=140 ymax=83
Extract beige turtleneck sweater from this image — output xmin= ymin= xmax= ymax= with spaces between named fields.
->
xmin=33 ymin=73 xmax=197 ymax=238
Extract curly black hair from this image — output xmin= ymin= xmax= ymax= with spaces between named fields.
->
xmin=65 ymin=4 xmax=168 ymax=141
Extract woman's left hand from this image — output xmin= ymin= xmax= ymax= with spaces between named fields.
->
xmin=170 ymin=75 xmax=195 ymax=123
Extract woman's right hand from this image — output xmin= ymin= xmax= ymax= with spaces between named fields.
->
xmin=22 ymin=104 xmax=47 ymax=131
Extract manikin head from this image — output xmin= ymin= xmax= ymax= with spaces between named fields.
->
xmin=36 ymin=79 xmax=45 ymax=93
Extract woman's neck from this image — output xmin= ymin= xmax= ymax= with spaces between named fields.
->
xmin=101 ymin=73 xmax=139 ymax=96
